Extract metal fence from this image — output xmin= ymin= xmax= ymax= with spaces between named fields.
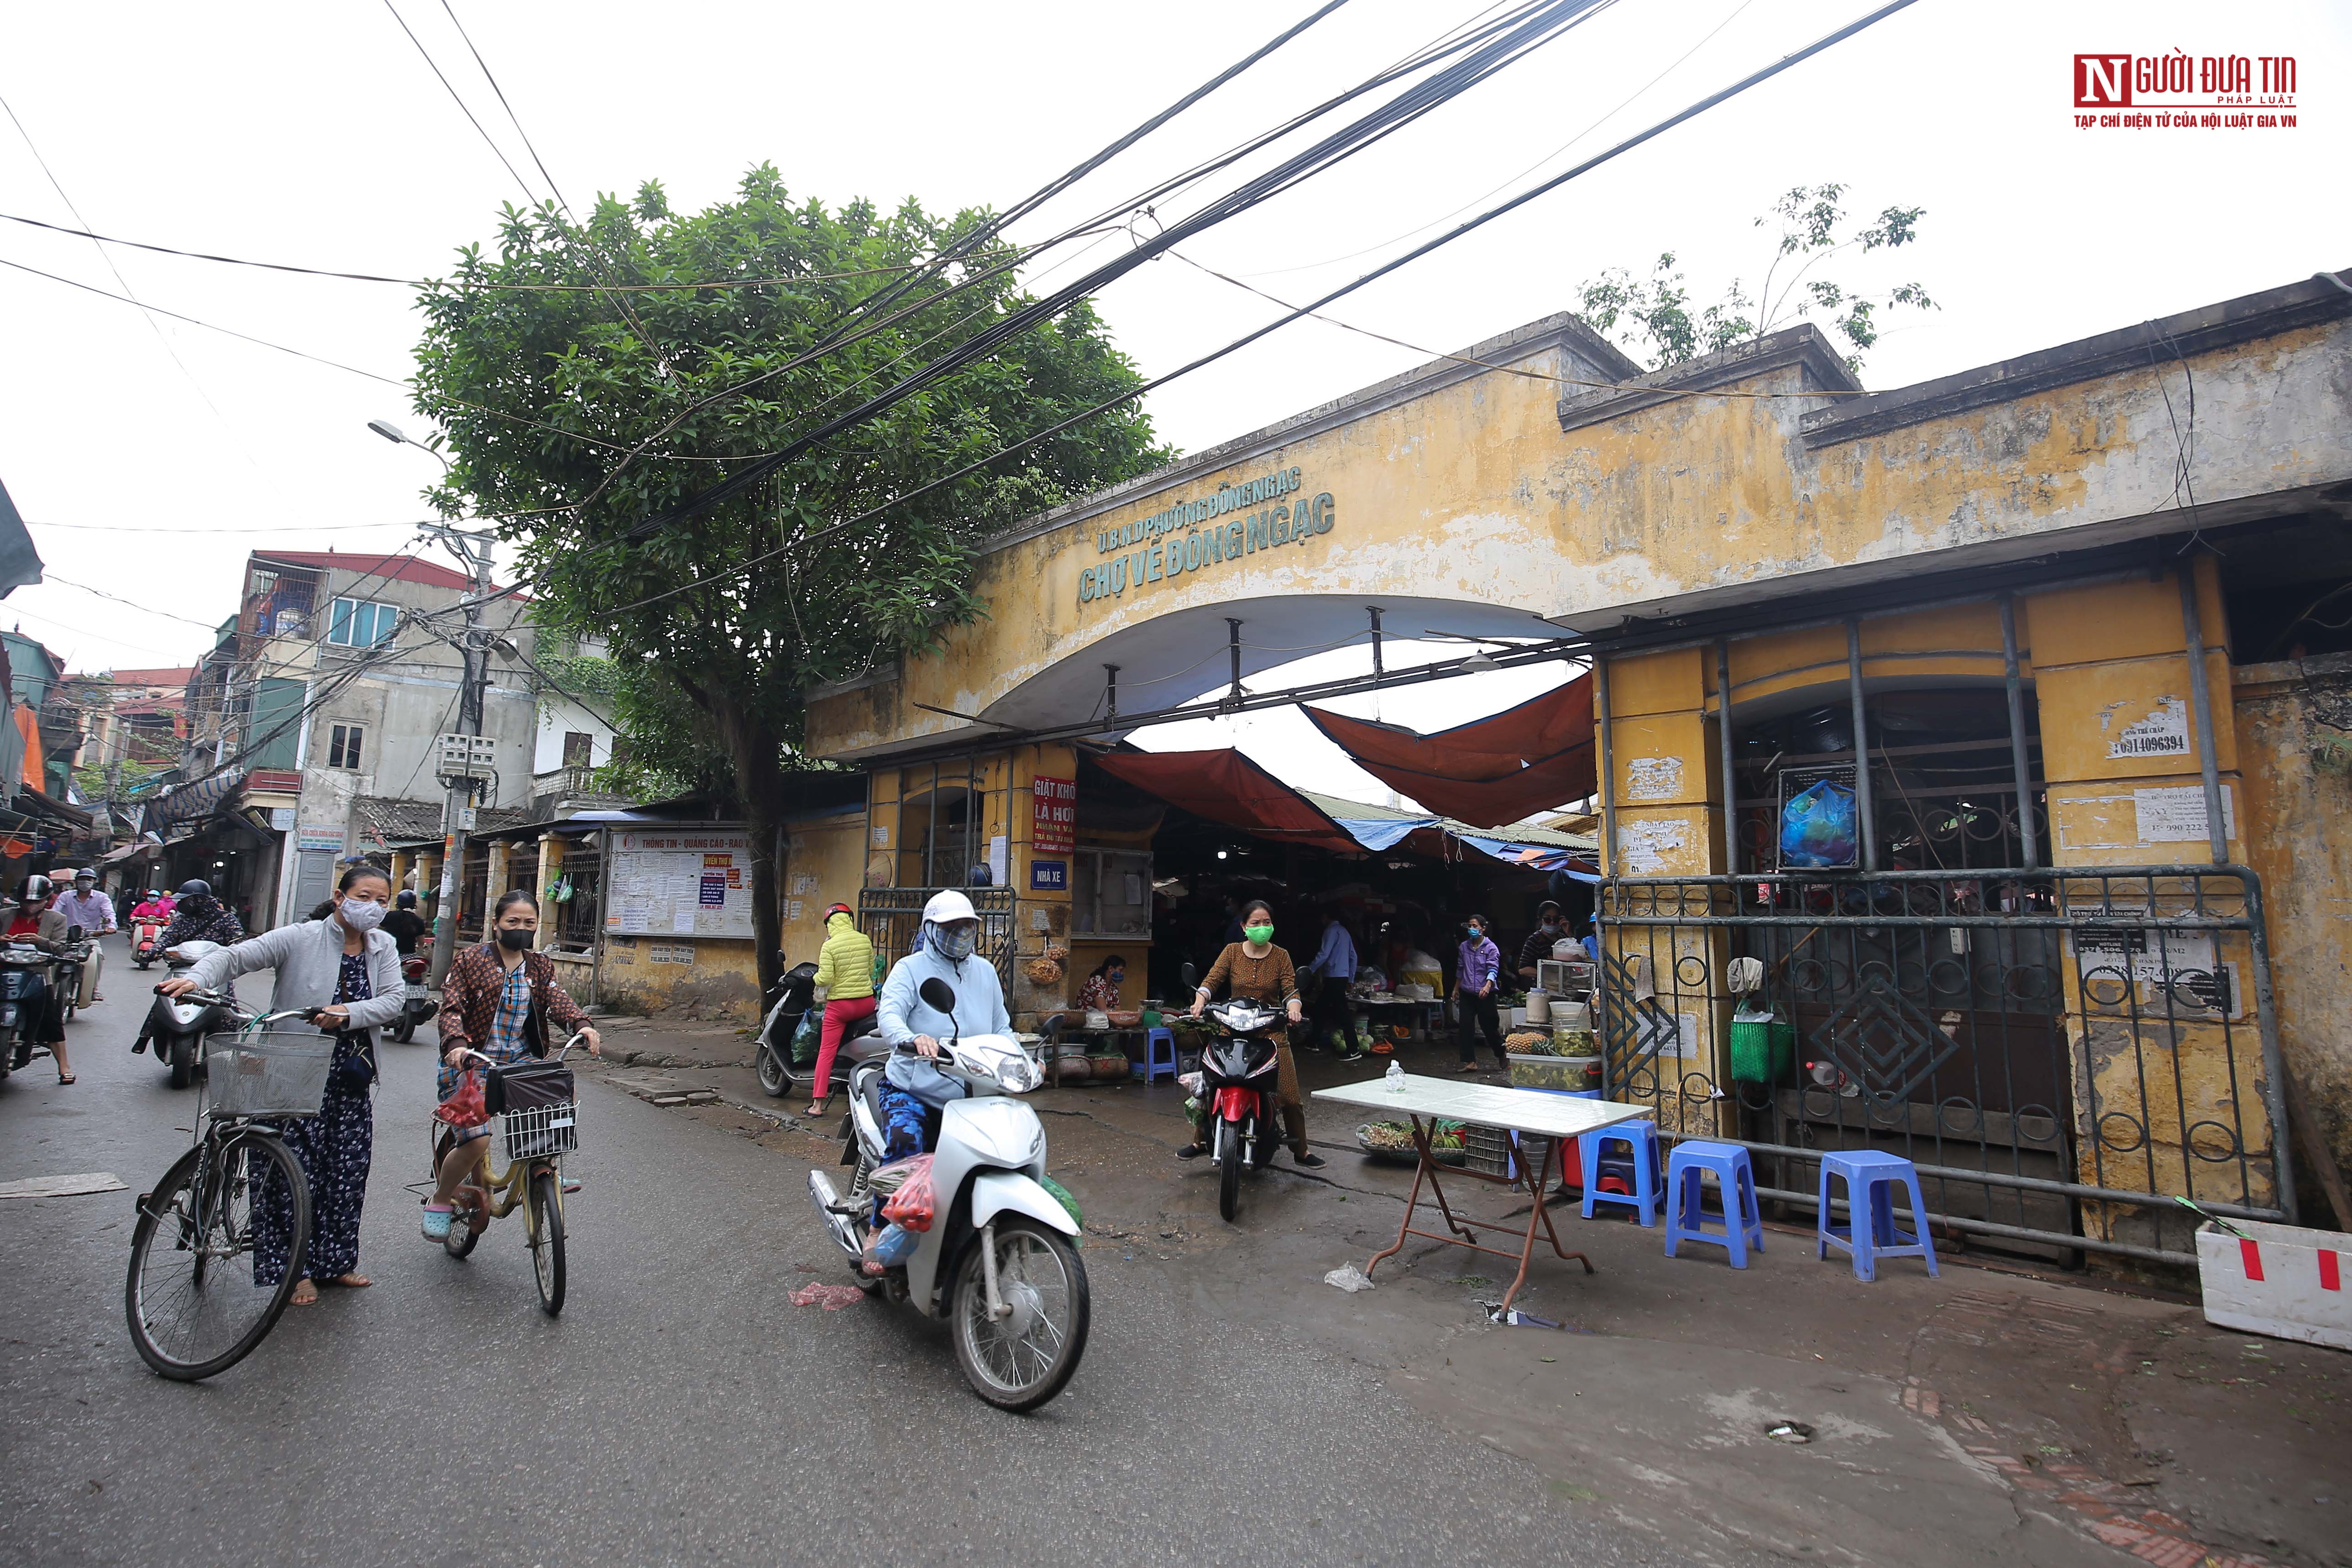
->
xmin=857 ymin=887 xmax=1016 ymax=995
xmin=1595 ymin=864 xmax=2289 ymax=1267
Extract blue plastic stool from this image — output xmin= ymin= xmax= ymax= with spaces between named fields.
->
xmin=1578 ymin=1119 xmax=1661 ymax=1226
xmin=1132 ymin=1026 xmax=1179 ymax=1085
xmin=1662 ymin=1140 xmax=1764 ymax=1268
xmin=1816 ymin=1149 xmax=1940 ymax=1281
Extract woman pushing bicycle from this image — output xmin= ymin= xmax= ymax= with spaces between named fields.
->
xmin=422 ymin=890 xmax=600 ymax=1241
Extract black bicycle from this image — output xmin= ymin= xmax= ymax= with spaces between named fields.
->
xmin=125 ymin=999 xmax=331 ymax=1381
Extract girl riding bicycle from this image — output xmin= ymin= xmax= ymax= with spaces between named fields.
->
xmin=423 ymin=890 xmax=600 ymax=1240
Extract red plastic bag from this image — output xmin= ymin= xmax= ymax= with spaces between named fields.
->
xmin=879 ymin=1154 xmax=938 ymax=1232
xmin=435 ymin=1068 xmax=488 ymax=1128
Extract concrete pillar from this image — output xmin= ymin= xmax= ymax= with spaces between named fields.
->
xmin=534 ymin=834 xmax=563 ymax=949
xmin=388 ymin=850 xmax=411 ymax=898
xmin=483 ymin=841 xmax=510 ymax=940
xmin=414 ymin=849 xmax=439 ymax=921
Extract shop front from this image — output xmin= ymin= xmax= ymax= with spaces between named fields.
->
xmin=801 ymin=269 xmax=2352 ymax=1272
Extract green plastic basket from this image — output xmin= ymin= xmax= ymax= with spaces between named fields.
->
xmin=1728 ymin=1013 xmax=1795 ymax=1084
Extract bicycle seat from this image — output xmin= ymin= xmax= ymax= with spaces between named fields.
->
xmin=842 ymin=1032 xmax=891 ymax=1065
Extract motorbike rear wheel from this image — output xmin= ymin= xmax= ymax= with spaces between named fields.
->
xmin=390 ymin=1011 xmax=415 ymax=1045
xmin=755 ymin=1043 xmax=790 ymax=1098
xmin=168 ymin=1033 xmax=194 ymax=1091
xmin=1218 ymin=1120 xmax=1244 ymax=1222
xmin=950 ymin=1218 xmax=1090 ymax=1412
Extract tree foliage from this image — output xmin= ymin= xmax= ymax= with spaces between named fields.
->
xmin=409 ymin=166 xmax=1172 ymax=989
xmin=1576 ymin=184 xmax=1934 ymax=373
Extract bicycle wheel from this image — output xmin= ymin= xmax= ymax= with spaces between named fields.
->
xmin=527 ymin=1168 xmax=566 ymax=1316
xmin=125 ymin=1131 xmax=308 ymax=1381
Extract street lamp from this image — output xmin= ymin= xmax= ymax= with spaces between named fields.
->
xmin=367 ymin=418 xmax=452 ymax=470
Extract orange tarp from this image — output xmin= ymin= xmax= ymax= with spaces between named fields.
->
xmin=1090 ymin=748 xmax=1362 ymax=857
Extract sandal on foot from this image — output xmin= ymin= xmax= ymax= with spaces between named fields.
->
xmin=56 ymin=1072 xmax=74 ymax=1085
xmin=420 ymin=1203 xmax=454 ymax=1241
xmin=1176 ymin=1143 xmax=1205 ymax=1160
xmin=804 ymin=1100 xmax=830 ymax=1118
xmin=289 ymin=1281 xmax=319 ymax=1306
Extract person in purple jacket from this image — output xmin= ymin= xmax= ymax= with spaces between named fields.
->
xmin=1454 ymin=914 xmax=1506 ymax=1074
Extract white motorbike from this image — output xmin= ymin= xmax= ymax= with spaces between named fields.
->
xmin=805 ymin=975 xmax=1090 ymax=1411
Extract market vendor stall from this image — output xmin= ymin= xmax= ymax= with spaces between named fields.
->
xmin=1315 ymin=1074 xmax=1651 ymax=1310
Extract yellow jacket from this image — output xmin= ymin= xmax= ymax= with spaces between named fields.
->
xmin=811 ymin=910 xmax=875 ymax=1002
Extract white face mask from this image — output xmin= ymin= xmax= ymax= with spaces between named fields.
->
xmin=337 ymin=896 xmax=387 ymax=933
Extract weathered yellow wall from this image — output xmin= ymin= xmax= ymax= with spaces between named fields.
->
xmin=597 ymin=935 xmax=761 ymax=1020
xmin=779 ymin=811 xmax=869 ymax=966
xmin=2233 ymin=653 xmax=2352 ymax=1187
xmin=807 ymin=311 xmax=2349 ymax=762
xmin=2025 ymin=562 xmax=2276 ymax=1246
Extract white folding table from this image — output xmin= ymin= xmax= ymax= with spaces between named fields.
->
xmin=1314 ymin=1074 xmax=1653 ymax=1309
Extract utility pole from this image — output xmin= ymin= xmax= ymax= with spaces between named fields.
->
xmin=426 ymin=523 xmax=496 ymax=988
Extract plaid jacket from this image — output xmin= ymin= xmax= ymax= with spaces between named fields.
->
xmin=437 ymin=942 xmax=590 ymax=1059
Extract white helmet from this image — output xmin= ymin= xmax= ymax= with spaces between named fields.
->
xmin=922 ymin=889 xmax=978 ymax=925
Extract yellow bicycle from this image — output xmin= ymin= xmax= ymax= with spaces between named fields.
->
xmin=432 ymin=1033 xmax=587 ymax=1316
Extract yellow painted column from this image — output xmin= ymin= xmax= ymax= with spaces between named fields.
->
xmin=534 ymin=834 xmax=563 ymax=949
xmin=414 ymin=848 xmax=439 ymax=919
xmin=1599 ymin=646 xmax=1729 ymax=1133
xmin=2026 ymin=556 xmax=2271 ymax=1246
xmin=1011 ymin=742 xmax=1077 ymax=1029
xmin=483 ymin=841 xmax=510 ymax=939
xmin=387 ymin=850 xmax=411 ymax=898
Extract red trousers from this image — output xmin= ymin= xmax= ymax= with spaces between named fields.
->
xmin=812 ymin=995 xmax=877 ymax=1098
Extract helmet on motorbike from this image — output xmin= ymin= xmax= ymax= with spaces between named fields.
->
xmin=921 ymin=889 xmax=977 ymax=926
xmin=176 ymin=878 xmax=212 ymax=899
xmin=71 ymin=867 xmax=95 ymax=884
xmin=395 ymin=890 xmax=417 ymax=910
xmin=16 ymin=873 xmax=53 ymax=906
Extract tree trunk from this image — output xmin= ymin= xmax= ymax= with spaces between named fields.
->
xmin=700 ymin=683 xmax=788 ymax=1001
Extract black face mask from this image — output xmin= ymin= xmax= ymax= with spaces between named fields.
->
xmin=497 ymin=928 xmax=534 ymax=952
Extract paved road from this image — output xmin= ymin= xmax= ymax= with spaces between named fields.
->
xmin=0 ymin=937 xmax=1682 ymax=1568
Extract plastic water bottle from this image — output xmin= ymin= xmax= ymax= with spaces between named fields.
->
xmin=1386 ymin=1058 xmax=1406 ymax=1094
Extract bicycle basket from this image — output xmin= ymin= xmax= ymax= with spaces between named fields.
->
xmin=491 ymin=1060 xmax=577 ymax=1163
xmin=206 ymin=1028 xmax=337 ymax=1118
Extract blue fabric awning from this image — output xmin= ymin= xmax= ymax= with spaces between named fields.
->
xmin=1330 ymin=816 xmax=1437 ymax=852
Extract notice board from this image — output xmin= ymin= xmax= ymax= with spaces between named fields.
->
xmin=604 ymin=829 xmax=754 ymax=939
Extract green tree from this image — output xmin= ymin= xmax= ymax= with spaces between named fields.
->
xmin=411 ymin=165 xmax=1172 ymax=991
xmin=1576 ymin=183 xmax=1934 ymax=373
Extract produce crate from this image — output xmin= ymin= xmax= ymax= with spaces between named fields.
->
xmin=1507 ymin=1053 xmax=1599 ymax=1092
xmin=1463 ymin=1124 xmax=1552 ymax=1182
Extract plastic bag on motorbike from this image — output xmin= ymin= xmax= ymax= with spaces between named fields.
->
xmin=789 ymin=1006 xmax=822 ymax=1068
xmin=878 ymin=1153 xmax=938 ymax=1232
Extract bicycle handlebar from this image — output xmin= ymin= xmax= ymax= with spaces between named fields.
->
xmin=454 ymin=1030 xmax=596 ymax=1070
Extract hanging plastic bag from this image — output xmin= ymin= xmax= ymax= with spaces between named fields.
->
xmin=1780 ymin=778 xmax=1859 ymax=868
xmin=434 ymin=1067 xmax=488 ymax=1128
xmin=789 ymin=1006 xmax=822 ymax=1067
xmin=879 ymin=1153 xmax=938 ymax=1232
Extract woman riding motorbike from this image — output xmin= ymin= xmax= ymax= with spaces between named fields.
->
xmin=5 ymin=874 xmax=75 ymax=1083
xmin=873 ymin=890 xmax=1009 ymax=1161
xmin=1181 ymin=899 xmax=1323 ymax=1168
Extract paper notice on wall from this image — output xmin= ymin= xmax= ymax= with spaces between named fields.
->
xmin=672 ymin=906 xmax=696 ymax=933
xmin=1624 ymin=756 xmax=1683 ymax=801
xmin=2134 ymin=784 xmax=2234 ymax=844
xmin=988 ymin=834 xmax=1007 ymax=888
xmin=2106 ymin=696 xmax=2192 ymax=760
xmin=1617 ymin=818 xmax=1690 ymax=876
xmin=787 ymin=899 xmax=804 ymax=921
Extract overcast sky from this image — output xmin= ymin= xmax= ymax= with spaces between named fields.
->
xmin=2 ymin=0 xmax=2343 ymax=802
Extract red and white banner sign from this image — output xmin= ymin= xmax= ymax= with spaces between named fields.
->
xmin=1031 ymin=776 xmax=1076 ymax=855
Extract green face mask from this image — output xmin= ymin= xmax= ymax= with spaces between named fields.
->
xmin=1243 ymin=923 xmax=1274 ymax=944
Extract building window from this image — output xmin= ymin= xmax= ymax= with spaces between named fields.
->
xmin=328 ymin=598 xmax=398 ymax=648
xmin=562 ymin=731 xmax=594 ymax=768
xmin=326 ymin=724 xmax=364 ymax=770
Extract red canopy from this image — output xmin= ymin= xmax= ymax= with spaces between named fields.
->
xmin=1302 ymin=675 xmax=1597 ymax=829
xmin=1090 ymin=748 xmax=1363 ymax=857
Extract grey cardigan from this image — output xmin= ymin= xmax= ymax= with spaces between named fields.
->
xmin=187 ymin=919 xmax=405 ymax=1034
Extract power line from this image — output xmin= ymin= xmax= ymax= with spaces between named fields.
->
xmin=622 ymin=0 xmax=1618 ymax=535
xmin=0 ymin=210 xmax=932 ymax=290
xmin=544 ymin=0 xmax=1918 ymax=620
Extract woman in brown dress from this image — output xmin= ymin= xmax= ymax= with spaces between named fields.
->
xmin=1181 ymin=899 xmax=1324 ymax=1168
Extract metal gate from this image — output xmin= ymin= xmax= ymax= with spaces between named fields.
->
xmin=1595 ymin=863 xmax=2290 ymax=1267
xmin=857 ymin=887 xmax=1016 ymax=994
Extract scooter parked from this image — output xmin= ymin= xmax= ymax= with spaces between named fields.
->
xmin=804 ymin=975 xmax=1089 ymax=1411
xmin=752 ymin=955 xmax=819 ymax=1097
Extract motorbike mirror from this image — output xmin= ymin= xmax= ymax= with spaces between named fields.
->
xmin=918 ymin=976 xmax=957 ymax=1015
xmin=1180 ymin=961 xmax=1197 ymax=990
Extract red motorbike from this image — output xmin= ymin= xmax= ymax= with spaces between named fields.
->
xmin=1197 ymin=996 xmax=1287 ymax=1222
xmin=391 ymin=941 xmax=439 ymax=1044
xmin=131 ymin=918 xmax=166 ymax=970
